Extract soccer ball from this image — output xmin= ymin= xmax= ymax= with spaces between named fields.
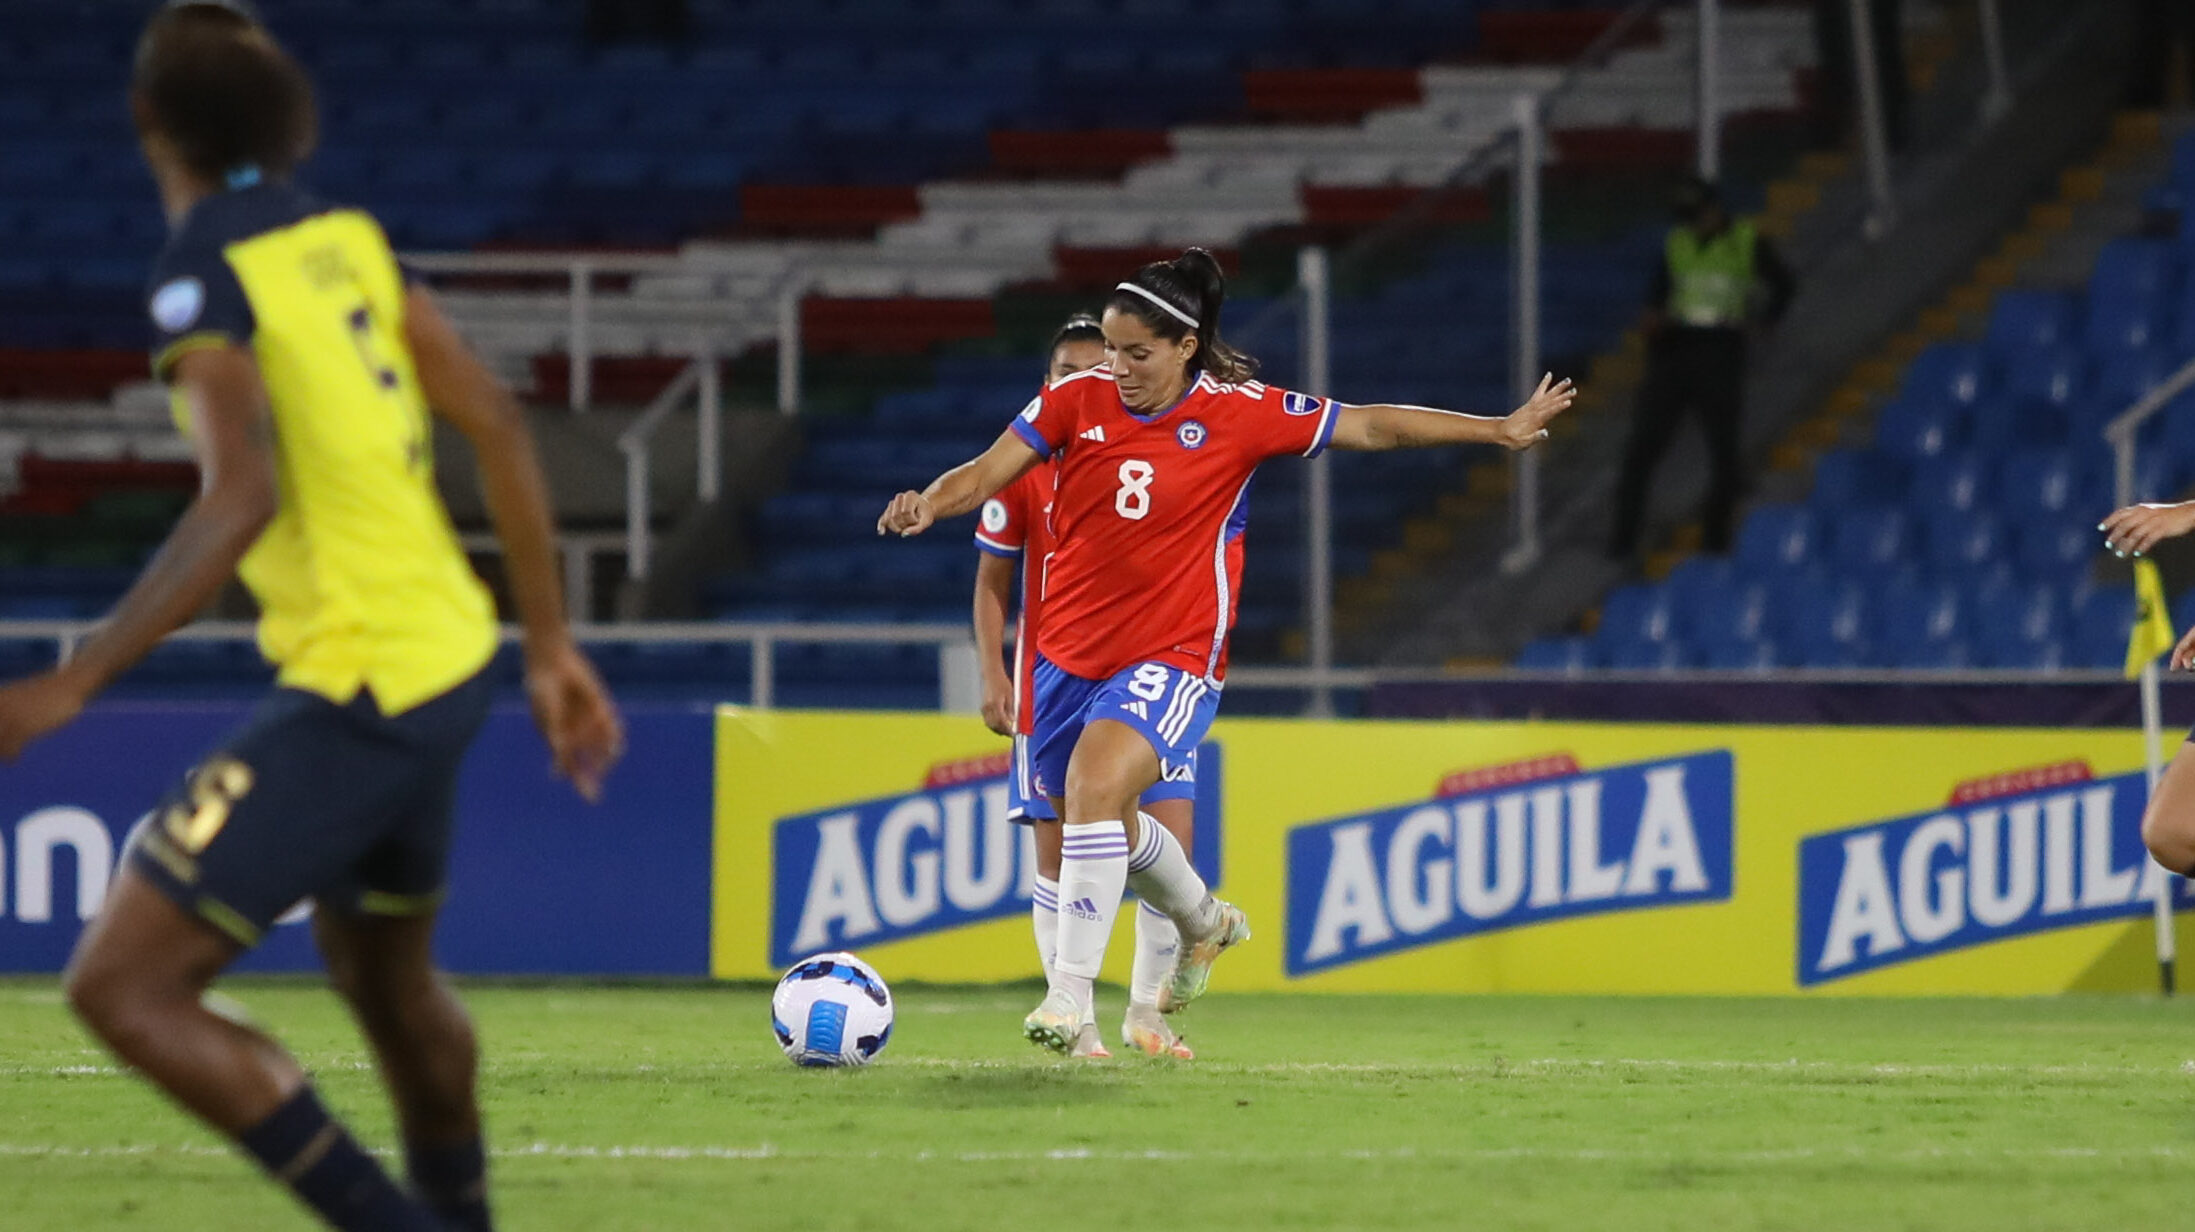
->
xmin=771 ymin=951 xmax=894 ymax=1067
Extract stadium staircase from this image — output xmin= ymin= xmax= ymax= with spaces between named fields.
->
xmin=1519 ymin=108 xmax=2195 ymax=672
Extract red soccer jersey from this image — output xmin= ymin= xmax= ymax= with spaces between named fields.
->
xmin=1008 ymin=367 xmax=1339 ymax=682
xmin=974 ymin=462 xmax=1056 ymax=735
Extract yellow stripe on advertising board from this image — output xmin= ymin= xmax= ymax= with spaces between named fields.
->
xmin=713 ymin=709 xmax=2194 ymax=994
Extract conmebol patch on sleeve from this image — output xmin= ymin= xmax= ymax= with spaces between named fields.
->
xmin=1284 ymin=750 xmax=1734 ymax=975
xmin=1796 ymin=761 xmax=2186 ymax=986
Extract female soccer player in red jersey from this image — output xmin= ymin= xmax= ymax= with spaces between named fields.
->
xmin=2103 ymin=500 xmax=2195 ymax=874
xmin=973 ymin=314 xmax=1198 ymax=1059
xmin=884 ymin=248 xmax=1573 ymax=1051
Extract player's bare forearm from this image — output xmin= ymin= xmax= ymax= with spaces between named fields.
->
xmin=59 ymin=346 xmax=277 ymax=698
xmin=405 ymin=285 xmax=569 ymax=648
xmin=879 ymin=431 xmax=1041 ymax=537
xmin=972 ymin=554 xmax=1015 ymax=676
xmin=1329 ymin=375 xmax=1576 ymax=453
xmin=973 ymin=554 xmax=1017 ymax=735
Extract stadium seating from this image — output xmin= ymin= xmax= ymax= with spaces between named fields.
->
xmin=1554 ymin=128 xmax=2195 ymax=672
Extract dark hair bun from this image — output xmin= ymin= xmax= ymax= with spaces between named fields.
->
xmin=1172 ymin=248 xmax=1226 ymax=298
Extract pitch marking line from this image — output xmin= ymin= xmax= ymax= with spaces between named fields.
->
xmin=8 ymin=1057 xmax=2195 ymax=1079
xmin=1 ymin=1142 xmax=2190 ymax=1165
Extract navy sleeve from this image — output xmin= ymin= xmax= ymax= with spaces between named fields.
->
xmin=146 ymin=240 xmax=256 ymax=380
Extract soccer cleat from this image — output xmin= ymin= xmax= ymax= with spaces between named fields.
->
xmin=1158 ymin=899 xmax=1250 ymax=1014
xmin=1069 ymin=1023 xmax=1113 ymax=1060
xmin=1022 ymin=990 xmax=1083 ymax=1054
xmin=1121 ymin=1004 xmax=1193 ymax=1059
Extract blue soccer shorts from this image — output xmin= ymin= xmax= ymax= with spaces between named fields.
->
xmin=1026 ymin=655 xmax=1218 ymax=809
xmin=1009 ymin=732 xmax=1196 ymax=823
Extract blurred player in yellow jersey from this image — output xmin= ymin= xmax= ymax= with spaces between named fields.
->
xmin=0 ymin=4 xmax=622 ymax=1229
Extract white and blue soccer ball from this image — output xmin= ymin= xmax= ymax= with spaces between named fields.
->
xmin=771 ymin=951 xmax=894 ymax=1067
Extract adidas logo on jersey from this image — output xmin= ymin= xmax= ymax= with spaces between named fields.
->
xmin=1122 ymin=701 xmax=1151 ymax=720
xmin=1079 ymin=426 xmax=1107 ymax=443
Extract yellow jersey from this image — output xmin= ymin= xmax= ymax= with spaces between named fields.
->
xmin=148 ymin=179 xmax=495 ymax=713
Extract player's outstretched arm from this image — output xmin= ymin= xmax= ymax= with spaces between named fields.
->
xmin=405 ymin=284 xmax=624 ymax=801
xmin=2101 ymin=502 xmax=2195 ymax=558
xmin=1328 ymin=373 xmax=1576 ymax=452
xmin=878 ymin=431 xmax=1042 ymax=538
xmin=0 ymin=345 xmax=276 ymax=760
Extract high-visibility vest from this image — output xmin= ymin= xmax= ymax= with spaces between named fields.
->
xmin=1665 ymin=220 xmax=1757 ymax=328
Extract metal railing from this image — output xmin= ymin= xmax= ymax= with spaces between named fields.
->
xmin=404 ymin=252 xmax=809 ymax=415
xmin=456 ymin=530 xmax=626 ymax=622
xmin=3 ymin=620 xmax=975 ymax=712
xmin=5 ymin=614 xmax=2162 ymax=715
xmin=618 ymin=354 xmax=721 ymax=581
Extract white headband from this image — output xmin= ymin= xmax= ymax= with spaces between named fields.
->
xmin=1115 ymin=281 xmax=1200 ymax=329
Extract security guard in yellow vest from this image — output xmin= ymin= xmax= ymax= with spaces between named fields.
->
xmin=1608 ymin=177 xmax=1796 ymax=560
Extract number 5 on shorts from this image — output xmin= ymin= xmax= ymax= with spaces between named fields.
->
xmin=162 ymin=757 xmax=256 ymax=854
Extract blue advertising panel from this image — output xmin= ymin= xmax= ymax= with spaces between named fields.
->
xmin=0 ymin=701 xmax=714 ymax=975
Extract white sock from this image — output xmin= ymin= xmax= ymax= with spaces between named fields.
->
xmin=1052 ymin=819 xmax=1129 ymax=1008
xmin=1031 ymin=875 xmax=1095 ymax=1026
xmin=1126 ymin=812 xmax=1221 ymax=937
xmin=1031 ymin=875 xmax=1059 ymax=985
xmin=1129 ymin=901 xmax=1178 ymax=1009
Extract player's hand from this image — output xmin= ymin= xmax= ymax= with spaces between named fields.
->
xmin=1498 ymin=373 xmax=1576 ymax=451
xmin=0 ymin=671 xmax=89 ymax=761
xmin=523 ymin=638 xmax=625 ymax=803
xmin=2100 ymin=502 xmax=2195 ymax=558
xmin=979 ymin=672 xmax=1016 ymax=737
xmin=2172 ymin=624 xmax=2195 ymax=672
xmin=877 ymin=491 xmax=935 ymax=538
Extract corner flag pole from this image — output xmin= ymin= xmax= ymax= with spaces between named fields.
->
xmin=2142 ymin=658 xmax=2176 ymax=995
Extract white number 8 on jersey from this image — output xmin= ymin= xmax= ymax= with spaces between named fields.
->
xmin=1115 ymin=459 xmax=1155 ymax=520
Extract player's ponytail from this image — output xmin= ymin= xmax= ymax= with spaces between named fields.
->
xmin=1106 ymin=247 xmax=1260 ymax=386
xmin=134 ymin=2 xmax=318 ymax=183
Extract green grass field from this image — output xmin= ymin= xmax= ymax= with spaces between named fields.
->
xmin=4 ymin=979 xmax=2195 ymax=1230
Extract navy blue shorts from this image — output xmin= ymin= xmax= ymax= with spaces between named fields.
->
xmin=126 ymin=670 xmax=491 ymax=946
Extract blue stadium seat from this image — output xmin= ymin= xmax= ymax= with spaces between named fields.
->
xmin=1828 ymin=507 xmax=1909 ymax=576
xmin=1513 ymin=636 xmax=1592 ymax=672
xmin=1601 ymin=636 xmax=1692 ymax=671
xmin=1967 ymin=582 xmax=2064 ymax=666
xmin=1659 ymin=555 xmax=1740 ymax=632
xmin=1874 ymin=578 xmax=1965 ymax=648
xmin=1907 ymin=451 xmax=1992 ymax=516
xmin=1900 ymin=342 xmax=1991 ymax=409
xmin=1734 ymin=503 xmax=1816 ymax=575
xmin=1874 ymin=396 xmax=1964 ymax=462
xmin=1918 ymin=509 xmax=2003 ymax=579
xmin=1697 ymin=638 xmax=1779 ymax=671
xmin=2084 ymin=294 xmax=2172 ymax=356
xmin=1884 ymin=637 xmax=1974 ymax=669
xmin=1771 ymin=572 xmax=1869 ymax=658
xmin=2010 ymin=517 xmax=2098 ymax=586
xmin=1688 ymin=582 xmax=1773 ymax=646
xmin=1984 ymin=290 xmax=2078 ymax=358
xmin=2069 ymin=586 xmax=2138 ymax=669
xmin=1809 ymin=448 xmax=1905 ymax=511
xmin=2087 ymin=238 xmax=2179 ymax=307
xmin=2000 ymin=346 xmax=2085 ymax=411
xmin=1597 ymin=584 xmax=1678 ymax=645
xmin=1995 ymin=449 xmax=2084 ymax=515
